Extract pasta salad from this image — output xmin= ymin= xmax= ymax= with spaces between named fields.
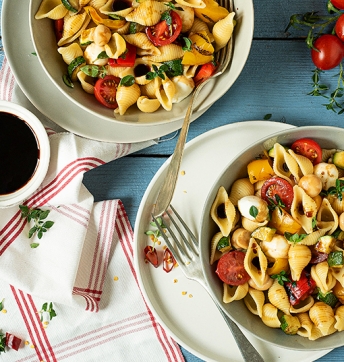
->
xmin=210 ymin=137 xmax=344 ymax=339
xmin=35 ymin=0 xmax=235 ymax=116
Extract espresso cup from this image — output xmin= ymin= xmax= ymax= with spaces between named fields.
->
xmin=0 ymin=100 xmax=50 ymax=208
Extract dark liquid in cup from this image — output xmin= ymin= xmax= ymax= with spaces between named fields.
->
xmin=0 ymin=112 xmax=39 ymax=195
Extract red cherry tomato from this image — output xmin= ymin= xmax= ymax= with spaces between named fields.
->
xmin=335 ymin=14 xmax=344 ymax=42
xmin=146 ymin=11 xmax=182 ymax=46
xmin=311 ymin=34 xmax=344 ymax=70
xmin=331 ymin=0 xmax=344 ymax=10
xmin=54 ymin=18 xmax=64 ymax=42
xmin=290 ymin=138 xmax=322 ymax=165
xmin=215 ymin=250 xmax=250 ymax=286
xmin=108 ymin=43 xmax=137 ymax=67
xmin=94 ymin=75 xmax=120 ymax=109
xmin=144 ymin=245 xmax=159 ymax=268
xmin=261 ymin=176 xmax=294 ymax=210
xmin=193 ymin=62 xmax=218 ymax=85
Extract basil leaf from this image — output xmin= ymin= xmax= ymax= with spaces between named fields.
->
xmin=120 ymin=75 xmax=135 ymax=86
xmin=163 ymin=59 xmax=183 ymax=77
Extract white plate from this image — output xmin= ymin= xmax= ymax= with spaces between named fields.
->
xmin=134 ymin=121 xmax=332 ymax=362
xmin=1 ymin=0 xmax=253 ymax=143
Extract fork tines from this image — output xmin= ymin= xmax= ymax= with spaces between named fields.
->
xmin=151 ymin=205 xmax=198 ymax=266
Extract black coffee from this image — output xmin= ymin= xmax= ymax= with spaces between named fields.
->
xmin=0 ymin=112 xmax=39 ymax=195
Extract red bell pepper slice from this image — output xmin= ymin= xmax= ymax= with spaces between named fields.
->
xmin=163 ymin=248 xmax=176 ymax=273
xmin=54 ymin=18 xmax=64 ymax=43
xmin=144 ymin=245 xmax=159 ymax=268
xmin=108 ymin=43 xmax=136 ymax=67
xmin=193 ymin=62 xmax=218 ymax=85
xmin=284 ymin=270 xmax=316 ymax=306
xmin=5 ymin=332 xmax=22 ymax=351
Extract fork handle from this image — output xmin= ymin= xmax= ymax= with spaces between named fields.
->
xmin=213 ymin=299 xmax=265 ymax=362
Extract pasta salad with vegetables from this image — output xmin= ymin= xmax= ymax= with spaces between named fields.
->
xmin=35 ymin=0 xmax=235 ymax=116
xmin=210 ymin=137 xmax=344 ymax=339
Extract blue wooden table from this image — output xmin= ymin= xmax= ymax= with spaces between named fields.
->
xmin=2 ymin=0 xmax=344 ymax=360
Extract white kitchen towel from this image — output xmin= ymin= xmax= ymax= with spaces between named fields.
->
xmin=0 ymin=57 xmax=185 ymax=361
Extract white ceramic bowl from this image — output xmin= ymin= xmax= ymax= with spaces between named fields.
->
xmin=29 ymin=0 xmax=254 ymax=132
xmin=0 ymin=101 xmax=50 ymax=208
xmin=200 ymin=125 xmax=344 ymax=350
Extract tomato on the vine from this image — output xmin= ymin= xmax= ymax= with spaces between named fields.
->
xmin=331 ymin=0 xmax=344 ymax=10
xmin=146 ymin=11 xmax=182 ymax=46
xmin=311 ymin=34 xmax=344 ymax=70
xmin=94 ymin=75 xmax=120 ymax=109
xmin=335 ymin=14 xmax=344 ymax=42
xmin=290 ymin=138 xmax=322 ymax=165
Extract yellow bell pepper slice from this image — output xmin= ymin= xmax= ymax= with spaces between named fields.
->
xmin=194 ymin=0 xmax=229 ymax=23
xmin=84 ymin=6 xmax=126 ymax=30
xmin=267 ymin=258 xmax=290 ymax=276
xmin=182 ymin=48 xmax=213 ymax=65
xmin=268 ymin=208 xmax=302 ymax=235
xmin=247 ymin=159 xmax=274 ymax=184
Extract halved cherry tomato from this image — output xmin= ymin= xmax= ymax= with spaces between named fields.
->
xmin=193 ymin=62 xmax=217 ymax=85
xmin=54 ymin=18 xmax=64 ymax=42
xmin=94 ymin=75 xmax=120 ymax=109
xmin=290 ymin=138 xmax=322 ymax=165
xmin=144 ymin=245 xmax=159 ymax=268
xmin=146 ymin=11 xmax=182 ymax=46
xmin=215 ymin=250 xmax=250 ymax=286
xmin=163 ymin=248 xmax=176 ymax=273
xmin=108 ymin=43 xmax=137 ymax=67
xmin=261 ymin=176 xmax=294 ymax=210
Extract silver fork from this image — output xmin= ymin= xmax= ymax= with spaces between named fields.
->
xmin=152 ymin=205 xmax=265 ymax=362
xmin=153 ymin=0 xmax=235 ymax=217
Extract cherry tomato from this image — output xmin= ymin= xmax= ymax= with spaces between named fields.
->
xmin=108 ymin=43 xmax=137 ymax=67
xmin=261 ymin=176 xmax=294 ymax=210
xmin=54 ymin=18 xmax=64 ymax=42
xmin=94 ymin=75 xmax=120 ymax=109
xmin=215 ymin=250 xmax=250 ymax=286
xmin=193 ymin=62 xmax=217 ymax=85
xmin=146 ymin=11 xmax=182 ymax=46
xmin=311 ymin=34 xmax=344 ymax=70
xmin=144 ymin=245 xmax=159 ymax=268
xmin=335 ymin=14 xmax=344 ymax=42
xmin=331 ymin=0 xmax=344 ymax=10
xmin=290 ymin=138 xmax=322 ymax=165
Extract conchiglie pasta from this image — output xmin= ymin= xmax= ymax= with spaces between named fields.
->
xmin=136 ymin=96 xmax=161 ymax=113
xmin=244 ymin=238 xmax=268 ymax=288
xmin=268 ymin=279 xmax=291 ymax=315
xmin=154 ymin=76 xmax=176 ymax=111
xmin=334 ymin=305 xmax=344 ymax=331
xmin=115 ymin=83 xmax=141 ymax=115
xmin=125 ymin=0 xmax=168 ymax=26
xmin=35 ymin=0 xmax=68 ymax=20
xmin=261 ymin=303 xmax=281 ymax=328
xmin=58 ymin=43 xmax=84 ymax=65
xmin=288 ymin=244 xmax=311 ymax=281
xmin=309 ymin=302 xmax=336 ymax=336
xmin=123 ymin=33 xmax=160 ymax=56
xmin=243 ymin=287 xmax=265 ymax=317
xmin=228 ymin=178 xmax=254 ymax=206
xmin=311 ymin=261 xmax=337 ymax=294
xmin=58 ymin=12 xmax=91 ymax=46
xmin=212 ymin=12 xmax=235 ymax=51
xmin=223 ymin=282 xmax=248 ymax=303
xmin=142 ymin=44 xmax=185 ymax=62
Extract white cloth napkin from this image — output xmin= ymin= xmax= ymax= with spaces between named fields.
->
xmin=0 ymin=58 xmax=185 ymax=361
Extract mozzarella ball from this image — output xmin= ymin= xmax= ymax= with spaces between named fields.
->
xmin=298 ymin=174 xmax=323 ymax=197
xmin=231 ymin=228 xmax=251 ymax=249
xmin=260 ymin=235 xmax=290 ymax=259
xmin=313 ymin=162 xmax=338 ymax=191
xmin=237 ymin=195 xmax=269 ymax=223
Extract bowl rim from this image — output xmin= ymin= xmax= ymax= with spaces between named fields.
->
xmin=199 ymin=125 xmax=344 ymax=350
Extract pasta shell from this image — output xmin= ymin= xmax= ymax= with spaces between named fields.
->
xmin=273 ymin=143 xmax=299 ymax=183
xmin=290 ymin=185 xmax=318 ymax=234
xmin=58 ymin=12 xmax=91 ymax=46
xmin=228 ymin=178 xmax=254 ymax=206
xmin=88 ymin=0 xmax=107 ymax=9
xmin=77 ymin=71 xmax=95 ymax=94
xmin=288 ymin=149 xmax=314 ymax=180
xmin=297 ymin=313 xmax=314 ymax=338
xmin=212 ymin=12 xmax=235 ymax=52
xmin=120 ymin=59 xmax=160 ymax=85
xmin=295 ymin=225 xmax=332 ymax=246
xmin=209 ymin=232 xmax=227 ymax=265
xmin=231 ymin=228 xmax=251 ymax=250
xmin=316 ymin=197 xmax=339 ymax=235
xmin=57 ymin=43 xmax=84 ymax=65
xmin=115 ymin=83 xmax=141 ymax=115
xmin=290 ymin=296 xmax=314 ymax=314
xmin=331 ymin=266 xmax=344 ymax=287
xmin=334 ymin=305 xmax=344 ymax=331
xmin=309 ymin=302 xmax=336 ymax=336
xmin=223 ymin=282 xmax=248 ymax=303
xmin=174 ymin=5 xmax=194 ymax=32
xmin=125 ymin=0 xmax=168 ymax=26
xmin=244 ymin=287 xmax=265 ymax=318
xmin=175 ymin=0 xmax=206 ymax=8
xmin=140 ymin=81 xmax=157 ymax=98
xmin=105 ymin=32 xmax=127 ymax=58
xmin=100 ymin=0 xmax=134 ymax=17
xmin=154 ymin=76 xmax=176 ymax=111
xmin=136 ymin=96 xmax=161 ymax=113
xmin=241 ymin=217 xmax=268 ymax=233
xmin=328 ymin=193 xmax=344 ymax=214
xmin=35 ymin=0 xmax=68 ymax=20
xmin=123 ymin=33 xmax=160 ymax=56
xmin=210 ymin=186 xmax=236 ymax=236
xmin=106 ymin=64 xmax=129 ymax=77
xmin=244 ymin=238 xmax=268 ymax=288
xmin=183 ymin=64 xmax=198 ymax=78
xmin=261 ymin=303 xmax=281 ymax=328
xmin=268 ymin=279 xmax=291 ymax=315
xmin=248 ymin=274 xmax=273 ymax=291
xmin=288 ymin=244 xmax=311 ymax=281
xmin=142 ymin=44 xmax=185 ymax=62
xmin=311 ymin=261 xmax=337 ymax=294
